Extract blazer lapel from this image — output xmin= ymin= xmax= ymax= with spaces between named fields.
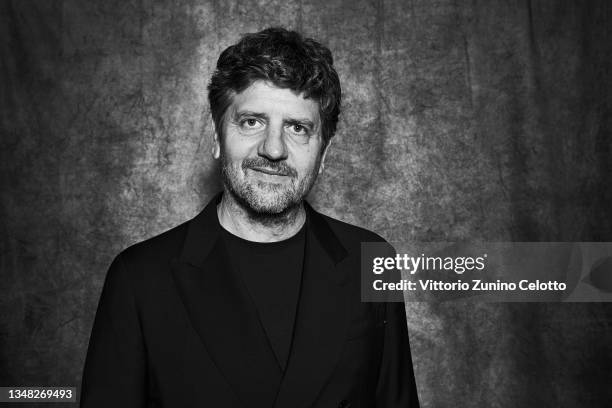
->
xmin=273 ymin=202 xmax=351 ymax=408
xmin=171 ymin=194 xmax=282 ymax=407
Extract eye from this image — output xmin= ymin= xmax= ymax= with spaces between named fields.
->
xmin=239 ymin=118 xmax=263 ymax=131
xmin=288 ymin=123 xmax=309 ymax=135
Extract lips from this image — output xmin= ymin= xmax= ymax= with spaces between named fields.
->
xmin=249 ymin=166 xmax=290 ymax=176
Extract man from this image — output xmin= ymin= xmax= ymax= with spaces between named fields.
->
xmin=81 ymin=27 xmax=420 ymax=408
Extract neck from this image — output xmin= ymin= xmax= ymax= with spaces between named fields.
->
xmin=217 ymin=192 xmax=306 ymax=242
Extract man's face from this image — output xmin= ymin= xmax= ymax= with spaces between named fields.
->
xmin=214 ymin=80 xmax=329 ymax=215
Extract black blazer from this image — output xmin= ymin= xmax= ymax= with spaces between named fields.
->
xmin=81 ymin=194 xmax=420 ymax=408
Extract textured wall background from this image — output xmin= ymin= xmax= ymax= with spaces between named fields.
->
xmin=1 ymin=0 xmax=611 ymax=407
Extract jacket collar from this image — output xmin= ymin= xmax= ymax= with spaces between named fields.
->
xmin=178 ymin=192 xmax=348 ymax=269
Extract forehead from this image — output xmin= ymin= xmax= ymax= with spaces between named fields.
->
xmin=228 ymin=81 xmax=320 ymax=122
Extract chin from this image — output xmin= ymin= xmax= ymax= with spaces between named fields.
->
xmin=233 ymin=180 xmax=292 ymax=212
xmin=244 ymin=191 xmax=298 ymax=215
xmin=222 ymin=168 xmax=312 ymax=216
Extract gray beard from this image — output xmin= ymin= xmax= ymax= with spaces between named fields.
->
xmin=220 ymin=154 xmax=321 ymax=221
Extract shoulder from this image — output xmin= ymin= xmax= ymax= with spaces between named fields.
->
xmin=108 ymin=219 xmax=191 ymax=286
xmin=119 ymin=221 xmax=189 ymax=264
xmin=314 ymin=209 xmax=389 ymax=247
xmin=93 ymin=220 xmax=191 ymax=301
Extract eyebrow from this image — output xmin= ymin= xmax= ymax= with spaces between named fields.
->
xmin=233 ymin=111 xmax=269 ymax=121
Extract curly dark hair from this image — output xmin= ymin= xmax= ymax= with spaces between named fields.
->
xmin=207 ymin=27 xmax=341 ymax=146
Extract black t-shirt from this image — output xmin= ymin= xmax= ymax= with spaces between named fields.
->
xmin=220 ymin=223 xmax=306 ymax=371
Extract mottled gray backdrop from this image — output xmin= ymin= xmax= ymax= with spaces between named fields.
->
xmin=1 ymin=0 xmax=611 ymax=407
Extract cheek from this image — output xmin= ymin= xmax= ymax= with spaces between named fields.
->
xmin=221 ymin=125 xmax=263 ymax=159
xmin=293 ymin=158 xmax=316 ymax=178
xmin=221 ymin=140 xmax=253 ymax=163
xmin=291 ymin=146 xmax=323 ymax=173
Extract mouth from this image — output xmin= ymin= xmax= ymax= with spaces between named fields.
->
xmin=248 ymin=167 xmax=290 ymax=177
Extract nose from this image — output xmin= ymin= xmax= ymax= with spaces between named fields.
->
xmin=257 ymin=125 xmax=288 ymax=161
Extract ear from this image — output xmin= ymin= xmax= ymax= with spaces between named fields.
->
xmin=211 ymin=126 xmax=221 ymax=160
xmin=318 ymin=139 xmax=332 ymax=174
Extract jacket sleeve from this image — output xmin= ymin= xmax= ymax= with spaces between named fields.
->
xmin=80 ymin=253 xmax=147 ymax=407
xmin=375 ymin=300 xmax=420 ymax=407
